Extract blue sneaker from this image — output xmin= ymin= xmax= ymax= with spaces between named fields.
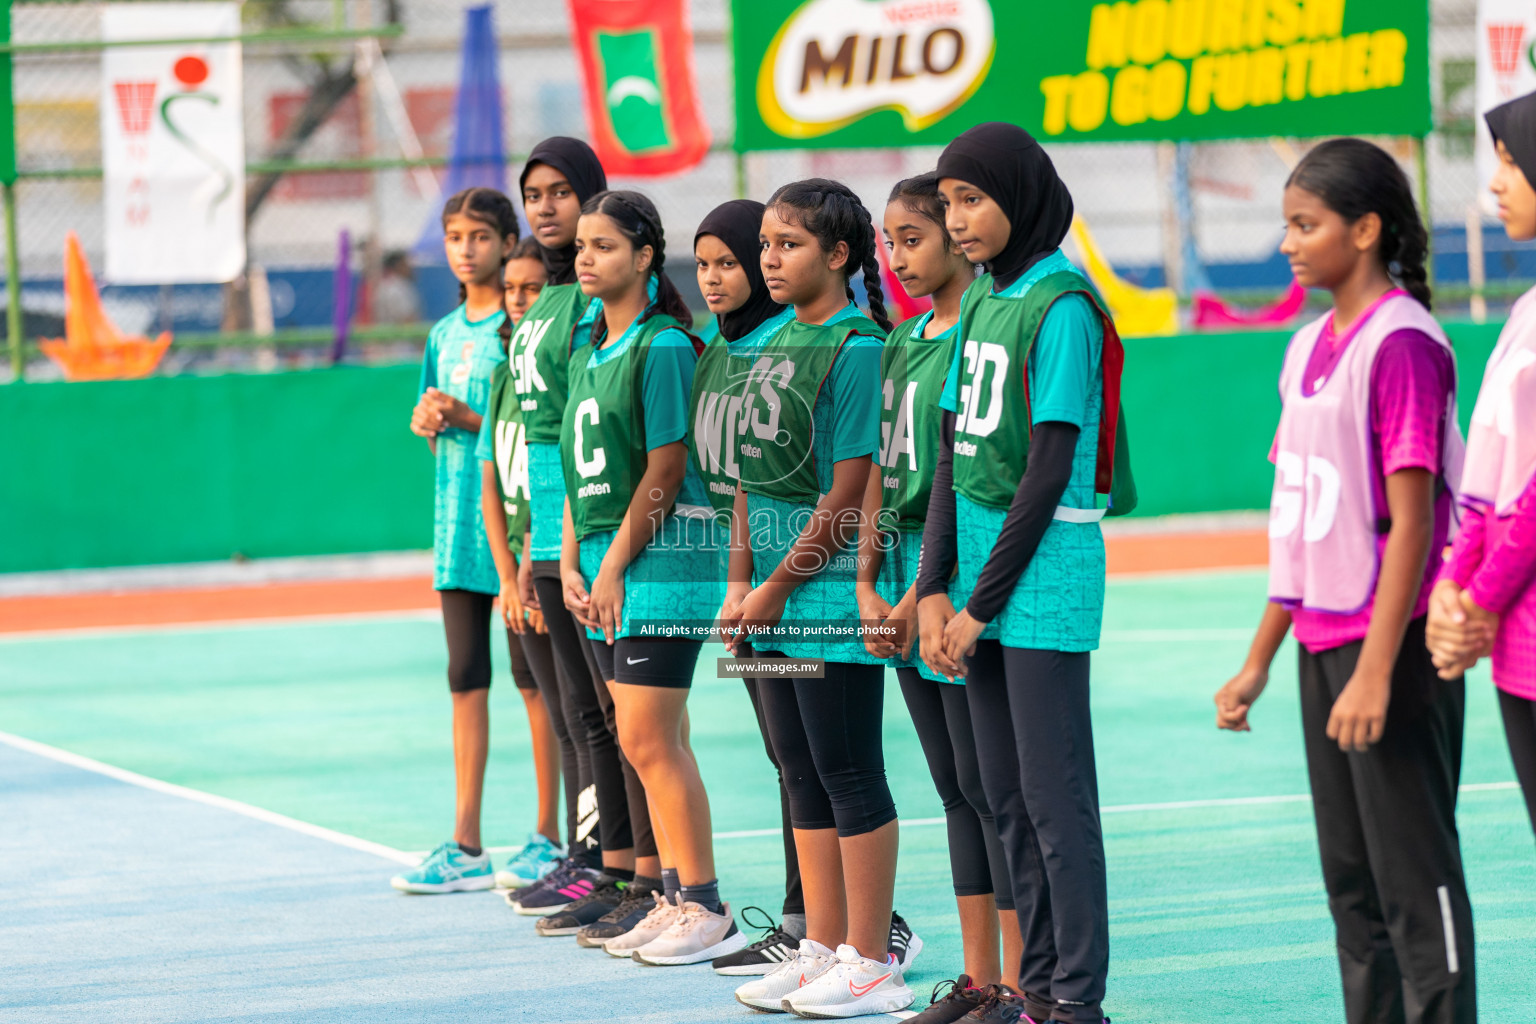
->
xmin=495 ymin=833 xmax=564 ymax=889
xmin=390 ymin=841 xmax=495 ymax=894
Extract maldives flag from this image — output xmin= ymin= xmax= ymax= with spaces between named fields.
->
xmin=567 ymin=0 xmax=711 ymax=177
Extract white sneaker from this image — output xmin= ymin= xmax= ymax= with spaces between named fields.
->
xmin=602 ymin=892 xmax=680 ymax=958
xmin=781 ymin=943 xmax=914 ymax=1018
xmin=734 ymin=938 xmax=836 ymax=1012
xmin=631 ymin=899 xmax=750 ymax=965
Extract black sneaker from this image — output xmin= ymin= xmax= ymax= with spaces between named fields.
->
xmin=961 ymin=990 xmax=1041 ymax=1024
xmin=710 ymin=906 xmax=799 ymax=975
xmin=889 ymin=910 xmax=924 ymax=969
xmin=906 ymin=976 xmax=993 ymax=1024
xmin=575 ymin=881 xmax=655 ymax=947
xmin=533 ymin=878 xmax=624 ymax=936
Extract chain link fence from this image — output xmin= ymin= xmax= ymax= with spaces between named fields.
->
xmin=0 ymin=0 xmax=1510 ymax=379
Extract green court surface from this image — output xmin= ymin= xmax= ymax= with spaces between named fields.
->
xmin=2 ymin=569 xmax=1531 ymax=1021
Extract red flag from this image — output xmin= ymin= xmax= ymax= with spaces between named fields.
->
xmin=566 ymin=0 xmax=711 ymax=177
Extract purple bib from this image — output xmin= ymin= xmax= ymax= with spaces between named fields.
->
xmin=1268 ymin=292 xmax=1464 ymax=614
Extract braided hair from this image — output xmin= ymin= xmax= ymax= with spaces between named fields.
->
xmin=1286 ymin=138 xmax=1432 ymax=310
xmin=578 ymin=190 xmax=695 ymax=346
xmin=440 ymin=186 xmax=521 ymax=344
xmin=767 ymin=177 xmax=893 ymax=331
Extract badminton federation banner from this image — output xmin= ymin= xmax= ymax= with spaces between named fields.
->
xmin=1476 ymin=0 xmax=1536 ymax=211
xmin=102 ymin=2 xmax=245 ymax=283
xmin=567 ymin=0 xmax=711 ymax=177
xmin=732 ymin=0 xmax=1431 ymax=150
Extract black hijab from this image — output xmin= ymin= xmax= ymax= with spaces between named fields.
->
xmin=695 ymin=200 xmax=784 ymax=342
xmin=519 ymin=137 xmax=607 ymax=286
xmin=935 ymin=122 xmax=1074 ymax=290
xmin=1486 ymin=91 xmax=1536 ymax=195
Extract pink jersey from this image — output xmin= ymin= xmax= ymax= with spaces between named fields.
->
xmin=1269 ymin=290 xmax=1463 ymax=654
xmin=1440 ymin=285 xmax=1536 ymax=697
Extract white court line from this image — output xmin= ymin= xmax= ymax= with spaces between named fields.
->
xmin=0 ymin=730 xmax=419 ymax=865
xmin=6 ymin=728 xmax=1519 ymax=865
xmin=1100 ymin=628 xmax=1254 ymax=642
xmin=0 ymin=608 xmax=439 ymax=643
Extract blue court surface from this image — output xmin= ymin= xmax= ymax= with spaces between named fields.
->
xmin=1 ymin=569 xmax=1533 ymax=1023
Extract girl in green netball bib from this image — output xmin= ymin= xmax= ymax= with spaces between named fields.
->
xmin=916 ymin=123 xmax=1125 ymax=1024
xmin=723 ymin=179 xmax=917 ymax=1019
xmin=857 ymin=173 xmax=1022 ymax=1019
xmin=557 ymin=190 xmax=749 ymax=966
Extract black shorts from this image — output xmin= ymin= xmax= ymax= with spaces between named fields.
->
xmin=587 ymin=636 xmax=702 ymax=688
xmin=440 ymin=588 xmax=538 ymax=693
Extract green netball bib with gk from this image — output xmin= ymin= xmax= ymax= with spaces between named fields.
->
xmin=737 ymin=315 xmax=884 ymax=505
xmin=879 ymin=312 xmax=954 ymax=533
xmin=951 ymin=271 xmax=1133 ymax=515
xmin=561 ymin=313 xmax=692 ymax=539
xmin=486 ymin=362 xmax=531 ymax=555
xmin=509 ymin=283 xmax=592 ymax=443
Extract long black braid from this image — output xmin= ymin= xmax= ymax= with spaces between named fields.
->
xmin=767 ymin=177 xmax=893 ymax=331
xmin=440 ymin=186 xmax=521 ymax=344
xmin=578 ymin=190 xmax=696 ymax=347
xmin=1287 ymin=138 xmax=1432 ymax=310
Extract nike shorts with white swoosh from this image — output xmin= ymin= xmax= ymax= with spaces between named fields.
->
xmin=588 ymin=637 xmax=703 ymax=688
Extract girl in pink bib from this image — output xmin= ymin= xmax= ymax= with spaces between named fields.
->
xmin=1213 ymin=139 xmax=1475 ymax=1024
xmin=1428 ymin=90 xmax=1536 ymax=842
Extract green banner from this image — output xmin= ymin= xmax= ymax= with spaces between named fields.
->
xmin=731 ymin=0 xmax=1430 ymax=151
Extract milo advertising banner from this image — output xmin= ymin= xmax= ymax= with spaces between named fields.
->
xmin=731 ymin=0 xmax=1431 ymax=150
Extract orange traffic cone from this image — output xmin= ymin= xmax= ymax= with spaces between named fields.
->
xmin=39 ymin=232 xmax=172 ymax=380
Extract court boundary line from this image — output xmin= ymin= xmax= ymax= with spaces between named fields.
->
xmin=0 ymin=730 xmax=420 ymax=865
xmin=5 ymin=728 xmax=1517 ymax=863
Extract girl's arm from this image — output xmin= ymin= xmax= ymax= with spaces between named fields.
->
xmin=480 ymin=462 xmax=525 ymax=633
xmin=1466 ymin=474 xmax=1536 ymax=614
xmin=763 ymin=455 xmax=870 ymax=592
xmin=720 ymin=486 xmax=754 ymax=652
xmin=855 ymin=465 xmax=897 ymax=658
xmin=917 ymin=410 xmax=962 ymax=680
xmin=1327 ymin=468 xmax=1435 ymax=752
xmin=1215 ymin=602 xmax=1292 ymax=731
xmin=588 ymin=441 xmax=688 ymax=643
xmin=561 ymin=498 xmax=595 ymax=628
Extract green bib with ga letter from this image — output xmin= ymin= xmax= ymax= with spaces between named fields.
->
xmin=509 ymin=282 xmax=592 ymax=443
xmin=951 ymin=271 xmax=1133 ymax=515
xmin=879 ymin=312 xmax=953 ymax=533
xmin=688 ymin=334 xmax=748 ymax=518
xmin=560 ymin=313 xmax=692 ymax=540
xmin=737 ymin=315 xmax=884 ymax=505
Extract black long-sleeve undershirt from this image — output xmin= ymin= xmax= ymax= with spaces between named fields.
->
xmin=917 ymin=415 xmax=1081 ymax=624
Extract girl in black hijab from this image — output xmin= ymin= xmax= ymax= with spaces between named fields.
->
xmin=914 ymin=121 xmax=1124 ymax=1024
xmin=933 ymin=121 xmax=1075 ymax=291
xmin=519 ymin=136 xmax=608 ymax=285
xmin=685 ymin=199 xmax=804 ymax=969
xmin=694 ymin=199 xmax=786 ymax=340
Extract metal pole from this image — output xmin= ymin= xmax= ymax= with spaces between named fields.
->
xmin=1416 ymin=134 xmax=1433 ymax=289
xmin=734 ymin=150 xmax=747 ymax=201
xmin=4 ymin=181 xmax=20 ymax=381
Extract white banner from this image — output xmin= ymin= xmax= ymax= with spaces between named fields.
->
xmin=1476 ymin=1 xmax=1536 ymax=213
xmin=102 ymin=3 xmax=245 ymax=283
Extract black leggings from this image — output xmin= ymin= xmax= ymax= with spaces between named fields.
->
xmin=533 ymin=568 xmax=656 ymax=860
xmin=512 ymin=629 xmax=581 ymax=850
xmin=744 ymin=674 xmax=805 ymax=917
xmin=439 ymin=590 xmax=500 ymax=693
xmin=1501 ymin=689 xmax=1536 ymax=840
xmin=1299 ymin=618 xmax=1475 ymax=1024
xmin=757 ymin=659 xmax=896 ymax=837
xmin=898 ymin=667 xmax=1013 ymax=910
xmin=966 ymin=640 xmax=1107 ymax=1024
xmin=533 ymin=570 xmax=632 ymax=856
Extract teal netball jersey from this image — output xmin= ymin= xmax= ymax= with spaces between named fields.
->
xmin=568 ymin=318 xmax=718 ymax=641
xmin=744 ymin=304 xmax=886 ymax=663
xmin=419 ymin=306 xmax=505 ymax=594
xmin=939 ymin=250 xmax=1106 ymax=651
